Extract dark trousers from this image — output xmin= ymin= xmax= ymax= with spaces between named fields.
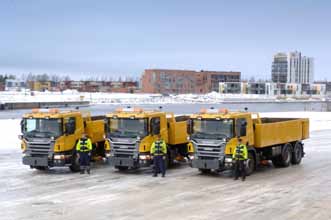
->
xmin=79 ymin=152 xmax=90 ymax=167
xmin=153 ymin=155 xmax=166 ymax=176
xmin=234 ymin=160 xmax=246 ymax=180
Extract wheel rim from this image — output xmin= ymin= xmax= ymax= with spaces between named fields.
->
xmin=295 ymin=145 xmax=302 ymax=161
xmin=284 ymin=147 xmax=291 ymax=164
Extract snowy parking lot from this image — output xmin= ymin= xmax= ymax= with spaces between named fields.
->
xmin=0 ymin=112 xmax=331 ymax=220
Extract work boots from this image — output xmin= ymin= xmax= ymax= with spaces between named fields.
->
xmin=86 ymin=166 xmax=90 ymax=175
xmin=80 ymin=166 xmax=85 ymax=174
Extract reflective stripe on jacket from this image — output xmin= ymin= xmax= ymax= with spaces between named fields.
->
xmin=151 ymin=140 xmax=167 ymax=156
xmin=76 ymin=138 xmax=92 ymax=152
xmin=232 ymin=144 xmax=248 ymax=160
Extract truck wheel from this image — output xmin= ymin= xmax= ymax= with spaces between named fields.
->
xmin=292 ymin=142 xmax=303 ymax=165
xmin=273 ymin=143 xmax=292 ymax=168
xmin=199 ymin=168 xmax=211 ymax=174
xmin=69 ymin=153 xmax=80 ymax=172
xmin=246 ymin=152 xmax=256 ymax=176
xmin=115 ymin=166 xmax=128 ymax=171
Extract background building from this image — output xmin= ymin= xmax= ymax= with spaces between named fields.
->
xmin=141 ymin=69 xmax=241 ymax=94
xmin=287 ymin=51 xmax=314 ymax=84
xmin=5 ymin=79 xmax=26 ymax=91
xmin=219 ymin=82 xmax=325 ymax=96
xmin=272 ymin=51 xmax=314 ymax=84
xmin=272 ymin=53 xmax=288 ymax=83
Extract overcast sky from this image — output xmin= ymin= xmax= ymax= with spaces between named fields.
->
xmin=0 ymin=0 xmax=330 ymax=80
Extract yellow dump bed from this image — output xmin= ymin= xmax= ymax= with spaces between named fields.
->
xmin=84 ymin=116 xmax=105 ymax=143
xmin=167 ymin=115 xmax=189 ymax=145
xmin=254 ymin=118 xmax=309 ymax=148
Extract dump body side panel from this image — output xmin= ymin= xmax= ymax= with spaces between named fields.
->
xmin=254 ymin=118 xmax=309 ymax=148
xmin=85 ymin=119 xmax=105 ymax=143
xmin=167 ymin=118 xmax=189 ymax=145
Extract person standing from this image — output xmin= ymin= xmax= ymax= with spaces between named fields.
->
xmin=232 ymin=138 xmax=248 ymax=181
xmin=76 ymin=133 xmax=92 ymax=174
xmin=151 ymin=135 xmax=167 ymax=177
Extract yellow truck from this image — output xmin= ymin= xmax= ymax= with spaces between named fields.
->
xmin=105 ymin=107 xmax=189 ymax=170
xmin=20 ymin=109 xmax=110 ymax=171
xmin=188 ymin=108 xmax=309 ymax=175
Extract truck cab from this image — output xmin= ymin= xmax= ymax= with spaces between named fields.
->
xmin=20 ymin=109 xmax=109 ymax=171
xmin=105 ymin=107 xmax=189 ymax=170
xmin=188 ymin=107 xmax=309 ymax=175
xmin=188 ymin=108 xmax=256 ymax=174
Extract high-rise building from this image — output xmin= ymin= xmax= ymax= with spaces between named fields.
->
xmin=288 ymin=51 xmax=314 ymax=84
xmin=272 ymin=51 xmax=314 ymax=84
xmin=272 ymin=53 xmax=288 ymax=83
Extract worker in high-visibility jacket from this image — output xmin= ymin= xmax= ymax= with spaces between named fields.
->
xmin=232 ymin=138 xmax=248 ymax=181
xmin=151 ymin=135 xmax=167 ymax=177
xmin=76 ymin=134 xmax=93 ymax=174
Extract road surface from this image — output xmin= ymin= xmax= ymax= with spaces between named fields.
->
xmin=1 ymin=129 xmax=331 ymax=220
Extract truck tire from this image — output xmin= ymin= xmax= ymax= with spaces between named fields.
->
xmin=69 ymin=153 xmax=80 ymax=172
xmin=292 ymin=142 xmax=303 ymax=165
xmin=115 ymin=166 xmax=128 ymax=171
xmin=272 ymin=143 xmax=292 ymax=168
xmin=246 ymin=152 xmax=256 ymax=176
xmin=199 ymin=168 xmax=211 ymax=174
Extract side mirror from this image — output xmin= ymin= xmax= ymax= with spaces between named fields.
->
xmin=187 ymin=120 xmax=193 ymax=134
xmin=20 ymin=120 xmax=25 ymax=133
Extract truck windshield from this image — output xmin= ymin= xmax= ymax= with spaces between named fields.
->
xmin=109 ymin=118 xmax=148 ymax=138
xmin=191 ymin=119 xmax=234 ymax=140
xmin=23 ymin=118 xmax=63 ymax=138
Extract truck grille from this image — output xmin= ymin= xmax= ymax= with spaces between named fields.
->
xmin=193 ymin=141 xmax=225 ymax=159
xmin=26 ymin=141 xmax=52 ymax=156
xmin=111 ymin=143 xmax=137 ymax=158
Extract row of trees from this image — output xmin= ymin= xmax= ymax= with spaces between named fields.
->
xmin=0 ymin=74 xmax=16 ymax=83
xmin=1 ymin=73 xmax=139 ymax=83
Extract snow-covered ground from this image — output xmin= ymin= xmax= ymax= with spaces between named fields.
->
xmin=0 ymin=90 xmax=327 ymax=105
xmin=1 ymin=112 xmax=330 ymax=153
xmin=0 ymin=111 xmax=331 ymax=220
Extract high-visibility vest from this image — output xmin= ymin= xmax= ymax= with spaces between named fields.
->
xmin=151 ymin=140 xmax=167 ymax=156
xmin=76 ymin=138 xmax=92 ymax=152
xmin=232 ymin=144 xmax=248 ymax=160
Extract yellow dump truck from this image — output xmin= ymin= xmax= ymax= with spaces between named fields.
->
xmin=20 ymin=109 xmax=110 ymax=171
xmin=188 ymin=108 xmax=309 ymax=175
xmin=105 ymin=107 xmax=189 ymax=170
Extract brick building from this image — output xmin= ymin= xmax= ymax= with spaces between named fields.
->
xmin=141 ymin=69 xmax=241 ymax=94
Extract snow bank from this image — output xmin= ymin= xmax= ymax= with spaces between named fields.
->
xmin=0 ymin=90 xmax=326 ymax=105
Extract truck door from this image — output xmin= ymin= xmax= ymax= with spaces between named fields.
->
xmin=235 ymin=118 xmax=248 ymax=144
xmin=63 ymin=117 xmax=77 ymax=151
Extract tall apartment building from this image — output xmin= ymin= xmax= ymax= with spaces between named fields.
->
xmin=141 ymin=69 xmax=241 ymax=94
xmin=272 ymin=51 xmax=314 ymax=84
xmin=272 ymin=53 xmax=288 ymax=83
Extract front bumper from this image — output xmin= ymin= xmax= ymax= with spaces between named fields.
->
xmin=109 ymin=157 xmax=152 ymax=168
xmin=191 ymin=158 xmax=223 ymax=170
xmin=23 ymin=156 xmax=49 ymax=167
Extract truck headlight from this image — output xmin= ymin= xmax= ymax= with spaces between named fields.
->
xmin=54 ymin=155 xmax=65 ymax=160
xmin=225 ymin=158 xmax=233 ymax=163
xmin=188 ymin=155 xmax=195 ymax=160
xmin=186 ymin=136 xmax=190 ymax=141
xmin=139 ymin=155 xmax=151 ymax=160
